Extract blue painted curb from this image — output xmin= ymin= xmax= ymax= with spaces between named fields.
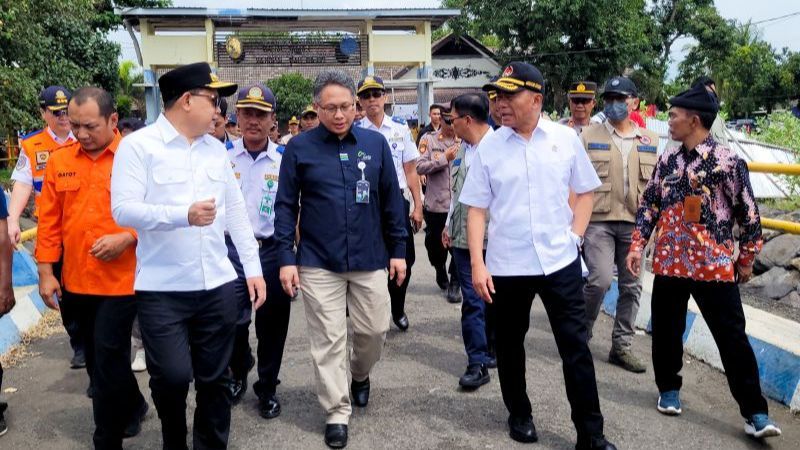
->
xmin=603 ymin=278 xmax=800 ymax=412
xmin=0 ymin=249 xmax=43 ymax=355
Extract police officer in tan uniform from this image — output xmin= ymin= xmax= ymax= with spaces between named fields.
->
xmin=558 ymin=81 xmax=597 ymax=135
xmin=581 ymin=76 xmax=659 ymax=373
xmin=416 ymin=106 xmax=461 ymax=303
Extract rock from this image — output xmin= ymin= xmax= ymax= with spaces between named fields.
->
xmin=791 ymin=257 xmax=800 ymax=273
xmin=779 ymin=291 xmax=800 ymax=309
xmin=753 ymin=234 xmax=800 ymax=273
xmin=745 ymin=267 xmax=800 ymax=299
xmin=761 ymin=229 xmax=781 ymax=243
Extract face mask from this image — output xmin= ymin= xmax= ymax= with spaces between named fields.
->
xmin=603 ymin=101 xmax=629 ymax=122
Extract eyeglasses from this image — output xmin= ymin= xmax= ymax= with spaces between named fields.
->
xmin=318 ymin=103 xmax=355 ymax=115
xmin=569 ymin=98 xmax=593 ymax=105
xmin=450 ymin=115 xmax=468 ymax=123
xmin=358 ymin=90 xmax=384 ymax=100
xmin=51 ymin=109 xmax=68 ymax=117
xmin=190 ymin=92 xmax=222 ymax=108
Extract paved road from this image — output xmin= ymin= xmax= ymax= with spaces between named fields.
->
xmin=2 ymin=236 xmax=798 ymax=449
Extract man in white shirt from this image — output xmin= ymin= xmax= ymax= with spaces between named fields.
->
xmin=459 ymin=62 xmax=616 ymax=450
xmin=225 ymin=83 xmax=292 ymax=420
xmin=111 ymin=62 xmax=267 ymax=449
xmin=357 ymin=75 xmax=423 ymax=331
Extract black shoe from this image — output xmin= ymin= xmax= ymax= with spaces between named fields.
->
xmin=324 ymin=424 xmax=348 ymax=448
xmin=392 ymin=314 xmax=409 ymax=331
xmin=458 ymin=364 xmax=490 ymax=390
xmin=446 ymin=280 xmax=462 ymax=303
xmin=435 ymin=267 xmax=448 ymax=290
xmin=351 ymin=378 xmax=370 ymax=407
xmin=486 ymin=348 xmax=497 ymax=369
xmin=123 ymin=401 xmax=148 ymax=438
xmin=228 ymin=378 xmax=246 ymax=404
xmin=576 ymin=437 xmax=617 ymax=450
xmin=70 ymin=351 xmax=86 ymax=369
xmin=86 ymin=385 xmax=94 ymax=398
xmin=508 ymin=416 xmax=538 ymax=443
xmin=258 ymin=394 xmax=281 ymax=419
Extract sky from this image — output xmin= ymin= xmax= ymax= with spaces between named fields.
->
xmin=112 ymin=0 xmax=800 ymax=76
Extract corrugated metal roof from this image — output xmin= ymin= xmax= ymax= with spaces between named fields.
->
xmin=646 ymin=118 xmax=795 ymax=198
xmin=117 ymin=7 xmax=461 ymax=21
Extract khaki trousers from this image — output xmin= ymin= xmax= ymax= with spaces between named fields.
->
xmin=299 ymin=267 xmax=390 ymax=424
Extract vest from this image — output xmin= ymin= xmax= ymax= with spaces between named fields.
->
xmin=448 ymin=143 xmax=488 ymax=250
xmin=581 ymin=123 xmax=660 ymax=223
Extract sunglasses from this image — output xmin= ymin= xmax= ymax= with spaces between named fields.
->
xmin=358 ymin=90 xmax=384 ymax=100
xmin=442 ymin=115 xmax=453 ymax=125
xmin=569 ymin=98 xmax=593 ymax=105
xmin=51 ymin=109 xmax=68 ymax=117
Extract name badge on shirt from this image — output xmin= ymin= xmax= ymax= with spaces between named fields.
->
xmin=339 ymin=153 xmax=349 ymax=161
xmin=260 ymin=191 xmax=275 ymax=219
xmin=638 ymin=145 xmax=657 ymax=153
xmin=356 ymin=180 xmax=370 ymax=204
xmin=588 ymin=143 xmax=611 ymax=151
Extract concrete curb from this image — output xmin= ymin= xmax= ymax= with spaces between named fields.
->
xmin=604 ymin=271 xmax=800 ymax=412
xmin=0 ymin=249 xmax=47 ymax=355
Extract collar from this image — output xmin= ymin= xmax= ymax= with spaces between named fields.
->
xmin=47 ymin=127 xmax=75 ymax=145
xmin=362 ymin=114 xmax=390 ymax=130
xmin=499 ymin=119 xmax=550 ymax=143
xmin=155 ymin=114 xmax=215 ymax=146
xmin=682 ymin=134 xmax=716 ymax=157
xmin=320 ymin=123 xmax=358 ymax=144
xmin=603 ymin=120 xmax=642 ymax=139
xmin=73 ymin=129 xmax=121 ymax=158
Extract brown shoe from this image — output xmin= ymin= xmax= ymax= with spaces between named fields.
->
xmin=608 ymin=349 xmax=646 ymax=373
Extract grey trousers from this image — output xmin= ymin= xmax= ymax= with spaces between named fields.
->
xmin=582 ymin=221 xmax=642 ymax=350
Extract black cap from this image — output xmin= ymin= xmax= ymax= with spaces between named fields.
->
xmin=39 ymin=86 xmax=71 ymax=111
xmin=601 ymin=76 xmax=638 ymax=97
xmin=236 ymin=83 xmax=276 ymax=112
xmin=483 ymin=62 xmax=544 ymax=94
xmin=219 ymin=98 xmax=228 ymax=117
xmin=158 ymin=62 xmax=237 ymax=103
xmin=567 ymin=81 xmax=597 ymax=99
xmin=357 ymin=76 xmax=385 ymax=94
xmin=669 ymin=84 xmax=720 ymax=114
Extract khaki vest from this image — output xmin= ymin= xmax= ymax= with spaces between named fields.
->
xmin=581 ymin=123 xmax=660 ymax=222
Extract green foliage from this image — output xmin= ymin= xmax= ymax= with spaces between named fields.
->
xmin=265 ymin=73 xmax=314 ymax=127
xmin=0 ymin=0 xmax=170 ymax=135
xmin=117 ymin=60 xmax=144 ymax=118
xmin=456 ymin=0 xmax=653 ymax=112
xmin=754 ymin=112 xmax=800 ymax=196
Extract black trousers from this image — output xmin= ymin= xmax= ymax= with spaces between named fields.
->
xmin=422 ymin=209 xmax=457 ymax=281
xmin=226 ymin=236 xmax=292 ymax=398
xmin=69 ymin=292 xmax=145 ymax=450
xmin=54 ymin=260 xmax=84 ymax=356
xmin=492 ymin=257 xmax=605 ymax=446
xmin=389 ymin=197 xmax=416 ymax=319
xmin=651 ymin=275 xmax=768 ymax=418
xmin=137 ymin=283 xmax=237 ymax=450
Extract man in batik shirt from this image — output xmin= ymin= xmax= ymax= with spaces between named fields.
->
xmin=625 ymin=84 xmax=781 ymax=440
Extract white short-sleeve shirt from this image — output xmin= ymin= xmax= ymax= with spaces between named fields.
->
xmin=227 ymin=138 xmax=283 ymax=239
xmin=358 ymin=114 xmax=419 ymax=189
xmin=459 ymin=120 xmax=601 ymax=276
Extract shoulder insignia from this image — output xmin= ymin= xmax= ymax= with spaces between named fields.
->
xmin=21 ymin=129 xmax=44 ymax=141
xmin=587 ymin=143 xmax=611 ymax=151
xmin=225 ymin=140 xmax=234 ymax=150
xmin=391 ymin=116 xmax=407 ymax=125
xmin=453 ymin=158 xmax=462 ymax=167
xmin=277 ymin=145 xmax=285 ymax=154
xmin=638 ymin=145 xmax=658 ymax=153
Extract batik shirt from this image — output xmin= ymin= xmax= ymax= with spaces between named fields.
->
xmin=630 ymin=135 xmax=762 ymax=282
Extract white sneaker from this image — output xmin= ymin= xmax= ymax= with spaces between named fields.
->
xmin=131 ymin=349 xmax=147 ymax=372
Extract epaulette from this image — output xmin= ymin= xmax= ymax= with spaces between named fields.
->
xmin=391 ymin=116 xmax=407 ymax=125
xmin=277 ymin=145 xmax=285 ymax=154
xmin=21 ymin=129 xmax=44 ymax=140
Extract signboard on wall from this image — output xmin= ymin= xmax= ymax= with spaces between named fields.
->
xmin=216 ymin=35 xmax=364 ymax=67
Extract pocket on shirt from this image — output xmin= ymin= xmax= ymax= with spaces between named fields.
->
xmin=638 ymin=162 xmax=656 ymax=195
xmin=153 ymin=167 xmax=190 ymax=185
xmin=54 ymin=178 xmax=80 ymax=192
xmin=592 ymin=182 xmax=612 ymax=214
xmin=590 ymin=152 xmax=611 ymax=178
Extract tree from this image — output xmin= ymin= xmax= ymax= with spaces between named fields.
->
xmin=451 ymin=0 xmax=653 ymax=112
xmin=0 ymin=0 xmax=169 ymax=136
xmin=117 ymin=60 xmax=145 ymax=118
xmin=265 ymin=73 xmax=314 ymax=127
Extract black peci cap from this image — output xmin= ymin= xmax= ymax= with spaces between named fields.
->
xmin=158 ymin=62 xmax=237 ymax=103
xmin=669 ymin=83 xmax=720 ymax=114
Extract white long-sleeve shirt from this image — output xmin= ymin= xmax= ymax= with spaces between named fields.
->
xmin=111 ymin=114 xmax=262 ymax=292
